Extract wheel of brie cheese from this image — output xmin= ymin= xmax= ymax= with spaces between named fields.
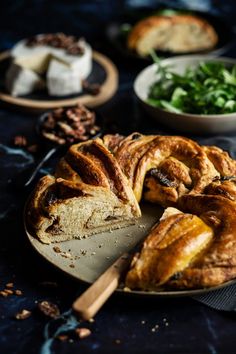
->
xmin=6 ymin=33 xmax=93 ymax=97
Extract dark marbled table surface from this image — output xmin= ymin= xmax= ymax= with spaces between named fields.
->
xmin=1 ymin=1 xmax=236 ymax=353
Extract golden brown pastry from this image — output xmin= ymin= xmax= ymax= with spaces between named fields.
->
xmin=27 ymin=132 xmax=236 ymax=290
xmin=203 ymin=145 xmax=236 ymax=176
xmin=126 ymin=194 xmax=236 ymax=290
xmin=27 ymin=138 xmax=141 ymax=244
xmin=127 ymin=14 xmax=218 ymax=56
xmin=105 ymin=133 xmax=219 ymax=206
xmin=204 ymin=176 xmax=236 ymax=201
xmin=126 ymin=208 xmax=214 ymax=290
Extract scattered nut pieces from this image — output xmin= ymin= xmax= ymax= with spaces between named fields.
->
xmin=123 ymin=287 xmax=131 ymax=292
xmin=138 ymin=224 xmax=146 ymax=229
xmin=75 ymin=327 xmax=91 ymax=339
xmin=4 ymin=289 xmax=13 ymax=295
xmin=15 ymin=309 xmax=31 ymax=320
xmin=60 ymin=251 xmax=72 ymax=259
xmin=13 ymin=135 xmax=28 ymax=147
xmin=38 ymin=301 xmax=60 ymax=319
xmin=12 ymin=135 xmax=39 ymax=155
xmin=27 ymin=144 xmax=39 ymax=153
xmin=15 ymin=290 xmax=23 ymax=296
xmin=57 ymin=335 xmax=69 ymax=341
xmin=6 ymin=283 xmax=14 ymax=288
xmin=53 ymin=246 xmax=61 ymax=253
xmin=0 ymin=290 xmax=9 ymax=297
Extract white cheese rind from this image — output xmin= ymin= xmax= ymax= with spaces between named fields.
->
xmin=5 ymin=63 xmax=45 ymax=96
xmin=11 ymin=39 xmax=92 ymax=80
xmin=47 ymin=59 xmax=82 ymax=96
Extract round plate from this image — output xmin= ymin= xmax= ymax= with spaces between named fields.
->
xmin=0 ymin=50 xmax=118 ymax=111
xmin=106 ymin=7 xmax=236 ymax=63
xmin=24 ymin=203 xmax=236 ymax=297
xmin=134 ymin=56 xmax=236 ymax=134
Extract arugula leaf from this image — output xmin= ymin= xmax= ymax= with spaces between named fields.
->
xmin=148 ymin=58 xmax=236 ymax=115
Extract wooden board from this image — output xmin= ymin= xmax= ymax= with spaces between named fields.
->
xmin=0 ymin=50 xmax=118 ymax=111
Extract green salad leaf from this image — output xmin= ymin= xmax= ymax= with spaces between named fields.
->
xmin=147 ymin=54 xmax=236 ymax=115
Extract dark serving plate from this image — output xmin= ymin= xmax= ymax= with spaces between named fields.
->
xmin=106 ymin=7 xmax=236 ymax=64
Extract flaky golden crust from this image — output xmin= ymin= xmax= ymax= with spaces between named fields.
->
xmin=126 ymin=194 xmax=236 ymax=290
xmin=169 ymin=195 xmax=236 ymax=288
xmin=56 ymin=138 xmax=141 ymax=203
xmin=178 ymin=195 xmax=236 ymax=268
xmin=127 ymin=14 xmax=218 ymax=56
xmin=126 ymin=212 xmax=214 ymax=290
xmin=203 ymin=146 xmax=236 ymax=176
xmin=27 ymin=138 xmax=141 ymax=243
xmin=27 ymin=175 xmax=56 ymax=240
xmin=204 ymin=177 xmax=236 ymax=201
xmin=108 ymin=133 xmax=219 ymax=204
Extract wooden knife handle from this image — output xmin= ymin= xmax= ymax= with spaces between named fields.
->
xmin=72 ymin=253 xmax=132 ymax=320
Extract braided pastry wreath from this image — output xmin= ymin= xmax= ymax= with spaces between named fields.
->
xmin=27 ymin=133 xmax=236 ymax=290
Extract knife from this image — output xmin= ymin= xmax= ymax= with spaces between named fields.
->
xmin=72 ymin=251 xmax=133 ymax=320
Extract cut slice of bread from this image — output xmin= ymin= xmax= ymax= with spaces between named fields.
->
xmin=128 ymin=15 xmax=218 ymax=56
xmin=27 ymin=138 xmax=141 ymax=244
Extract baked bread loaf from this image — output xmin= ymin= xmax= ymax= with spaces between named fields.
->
xmin=27 ymin=138 xmax=141 ymax=244
xmin=127 ymin=14 xmax=218 ymax=56
xmin=27 ymin=132 xmax=236 ymax=289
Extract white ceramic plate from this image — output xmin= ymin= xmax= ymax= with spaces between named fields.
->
xmin=25 ymin=202 xmax=236 ymax=297
xmin=134 ymin=55 xmax=236 ymax=134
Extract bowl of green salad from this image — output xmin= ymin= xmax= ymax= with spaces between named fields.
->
xmin=134 ymin=54 xmax=236 ymax=134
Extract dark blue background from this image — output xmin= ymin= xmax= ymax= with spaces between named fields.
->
xmin=0 ymin=1 xmax=236 ymax=354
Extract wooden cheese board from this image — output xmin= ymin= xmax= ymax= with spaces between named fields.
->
xmin=0 ymin=50 xmax=118 ymax=111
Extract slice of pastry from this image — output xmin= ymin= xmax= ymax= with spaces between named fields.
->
xmin=125 ymin=194 xmax=236 ymax=290
xmin=26 ymin=138 xmax=141 ymax=244
xmin=127 ymin=14 xmax=218 ymax=56
xmin=125 ymin=207 xmax=214 ymax=290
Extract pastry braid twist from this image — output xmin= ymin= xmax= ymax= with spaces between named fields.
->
xmin=27 ymin=133 xmax=236 ymax=289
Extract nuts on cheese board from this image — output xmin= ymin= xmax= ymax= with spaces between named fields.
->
xmin=6 ymin=33 xmax=92 ymax=97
